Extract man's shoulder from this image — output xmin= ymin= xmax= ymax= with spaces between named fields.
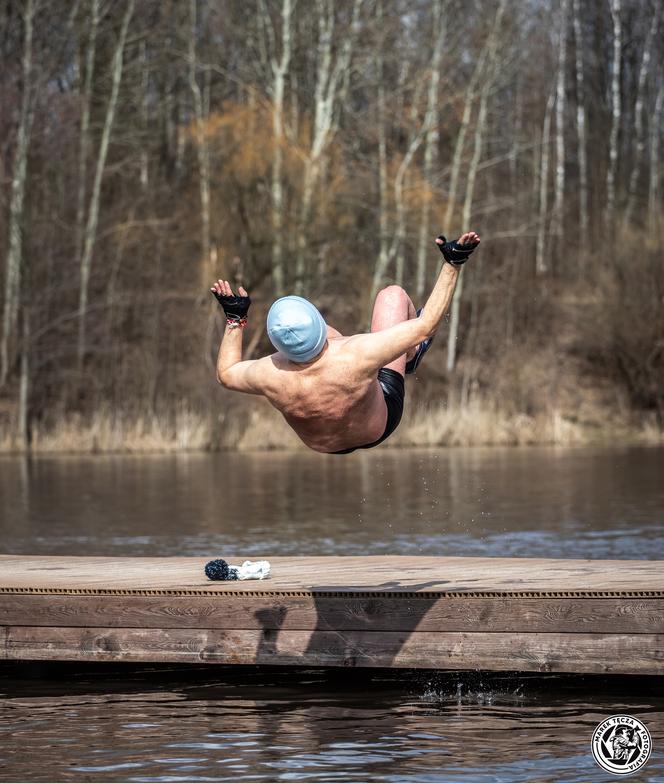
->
xmin=330 ymin=333 xmax=363 ymax=348
xmin=331 ymin=332 xmax=373 ymax=359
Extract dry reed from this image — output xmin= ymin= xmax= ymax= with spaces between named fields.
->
xmin=1 ymin=396 xmax=660 ymax=454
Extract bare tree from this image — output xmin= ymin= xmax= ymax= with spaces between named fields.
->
xmin=1 ymin=0 xmax=35 ymax=387
xmin=624 ymin=7 xmax=660 ymax=226
xmin=74 ymin=0 xmax=99 ymax=277
xmin=1 ymin=0 xmax=663 ymax=449
xmin=536 ymin=90 xmax=555 ymax=275
xmin=415 ymin=0 xmax=446 ymax=299
xmin=264 ymin=0 xmax=295 ymax=296
xmin=188 ymin=0 xmax=212 ymax=288
xmin=551 ymin=0 xmax=568 ymax=242
xmin=18 ymin=308 xmax=29 ymax=446
xmin=370 ymin=64 xmax=428 ymax=303
xmin=77 ymin=0 xmax=135 ymax=367
xmin=572 ymin=0 xmax=589 ymax=235
xmin=648 ymin=82 xmax=663 ymax=232
xmin=605 ymin=0 xmax=622 ymax=228
xmin=139 ymin=38 xmax=149 ymax=190
xmin=443 ymin=49 xmax=488 ymax=233
xmin=448 ymin=74 xmax=490 ymax=376
xmin=370 ymin=126 xmax=426 ymax=303
xmin=446 ymin=0 xmax=506 ymax=373
xmin=294 ymin=0 xmax=364 ymax=294
xmin=372 ymin=0 xmax=390 ymax=314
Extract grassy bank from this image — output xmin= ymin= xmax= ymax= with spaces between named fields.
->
xmin=2 ymin=271 xmax=662 ymax=455
xmin=1 ymin=395 xmax=661 ymax=454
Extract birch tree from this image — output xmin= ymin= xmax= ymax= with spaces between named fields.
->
xmin=294 ymin=0 xmax=364 ymax=294
xmin=536 ymin=90 xmax=555 ymax=275
xmin=648 ymin=83 xmax=663 ymax=232
xmin=624 ymin=8 xmax=659 ymax=226
xmin=139 ymin=38 xmax=149 ymax=190
xmin=415 ymin=0 xmax=446 ymax=299
xmin=263 ymin=0 xmax=295 ymax=296
xmin=370 ymin=69 xmax=428 ymax=304
xmin=372 ymin=127 xmax=425 ymax=299
xmin=551 ymin=0 xmax=568 ymax=241
xmin=188 ymin=0 xmax=212 ymax=288
xmin=443 ymin=49 xmax=488 ymax=233
xmin=77 ymin=0 xmax=135 ymax=367
xmin=394 ymin=70 xmax=429 ymax=287
xmin=605 ymin=0 xmax=622 ymax=228
xmin=373 ymin=0 xmax=390 ymax=312
xmin=446 ymin=0 xmax=506 ymax=373
xmin=18 ymin=309 xmax=30 ymax=446
xmin=74 ymin=0 xmax=99 ymax=276
xmin=447 ymin=78 xmax=490 ymax=374
xmin=1 ymin=0 xmax=35 ymax=387
xmin=572 ymin=0 xmax=589 ymax=235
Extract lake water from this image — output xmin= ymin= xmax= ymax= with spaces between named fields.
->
xmin=1 ymin=445 xmax=663 ymax=782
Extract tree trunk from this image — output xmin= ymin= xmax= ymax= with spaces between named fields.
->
xmin=372 ymin=0 xmax=389 ymax=318
xmin=446 ymin=0 xmax=505 ymax=373
xmin=140 ymin=37 xmax=149 ymax=190
xmin=1 ymin=0 xmax=34 ymax=388
xmin=415 ymin=0 xmax=445 ymax=299
xmin=370 ymin=129 xmax=424 ymax=303
xmin=551 ymin=0 xmax=568 ymax=244
xmin=446 ymin=64 xmax=491 ymax=374
xmin=605 ymin=0 xmax=622 ymax=229
xmin=188 ymin=0 xmax=212 ymax=289
xmin=77 ymin=0 xmax=135 ymax=367
xmin=269 ymin=0 xmax=294 ymax=297
xmin=74 ymin=0 xmax=99 ymax=279
xmin=393 ymin=136 xmax=423 ymax=286
xmin=18 ymin=308 xmax=30 ymax=449
xmin=572 ymin=0 xmax=589 ymax=235
xmin=509 ymin=79 xmax=522 ymax=191
xmin=443 ymin=49 xmax=487 ymax=232
xmin=624 ymin=7 xmax=659 ymax=226
xmin=536 ymin=90 xmax=555 ymax=275
xmin=294 ymin=0 xmax=363 ymax=294
xmin=648 ymin=83 xmax=663 ymax=232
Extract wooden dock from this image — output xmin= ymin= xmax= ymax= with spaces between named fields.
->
xmin=0 ymin=555 xmax=662 ymax=674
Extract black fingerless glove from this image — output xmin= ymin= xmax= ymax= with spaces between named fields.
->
xmin=435 ymin=235 xmax=479 ymax=266
xmin=212 ymin=291 xmax=251 ymax=322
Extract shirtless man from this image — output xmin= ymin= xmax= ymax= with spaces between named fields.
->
xmin=211 ymin=232 xmax=480 ymax=454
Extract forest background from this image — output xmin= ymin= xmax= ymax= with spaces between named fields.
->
xmin=0 ymin=0 xmax=662 ymax=452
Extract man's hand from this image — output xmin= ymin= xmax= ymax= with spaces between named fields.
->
xmin=210 ymin=279 xmax=251 ymax=323
xmin=435 ymin=231 xmax=481 ymax=266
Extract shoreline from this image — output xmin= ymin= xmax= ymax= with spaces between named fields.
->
xmin=1 ymin=404 xmax=661 ymax=456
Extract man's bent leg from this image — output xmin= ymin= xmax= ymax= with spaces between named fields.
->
xmin=370 ymin=285 xmax=418 ymax=375
xmin=330 ymin=286 xmax=410 ymax=453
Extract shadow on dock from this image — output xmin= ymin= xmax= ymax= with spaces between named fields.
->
xmin=253 ymin=579 xmax=448 ymax=668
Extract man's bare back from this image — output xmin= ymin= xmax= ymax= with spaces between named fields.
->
xmin=246 ymin=331 xmax=389 ymax=452
xmin=211 ymin=232 xmax=480 ymax=454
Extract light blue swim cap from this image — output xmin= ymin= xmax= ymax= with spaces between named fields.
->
xmin=266 ymin=295 xmax=327 ymax=363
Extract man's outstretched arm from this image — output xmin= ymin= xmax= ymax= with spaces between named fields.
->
xmin=349 ymin=231 xmax=480 ymax=374
xmin=211 ymin=280 xmax=263 ymax=394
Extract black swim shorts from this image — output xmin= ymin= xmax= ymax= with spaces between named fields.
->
xmin=332 ymin=368 xmax=405 ymax=454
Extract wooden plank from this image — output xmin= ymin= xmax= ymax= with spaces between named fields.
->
xmin=1 ymin=593 xmax=662 ymax=634
xmin=4 ymin=626 xmax=663 ymax=674
xmin=1 ymin=555 xmax=663 ymax=596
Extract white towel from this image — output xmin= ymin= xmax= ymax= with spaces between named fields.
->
xmin=232 ymin=559 xmax=271 ymax=580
